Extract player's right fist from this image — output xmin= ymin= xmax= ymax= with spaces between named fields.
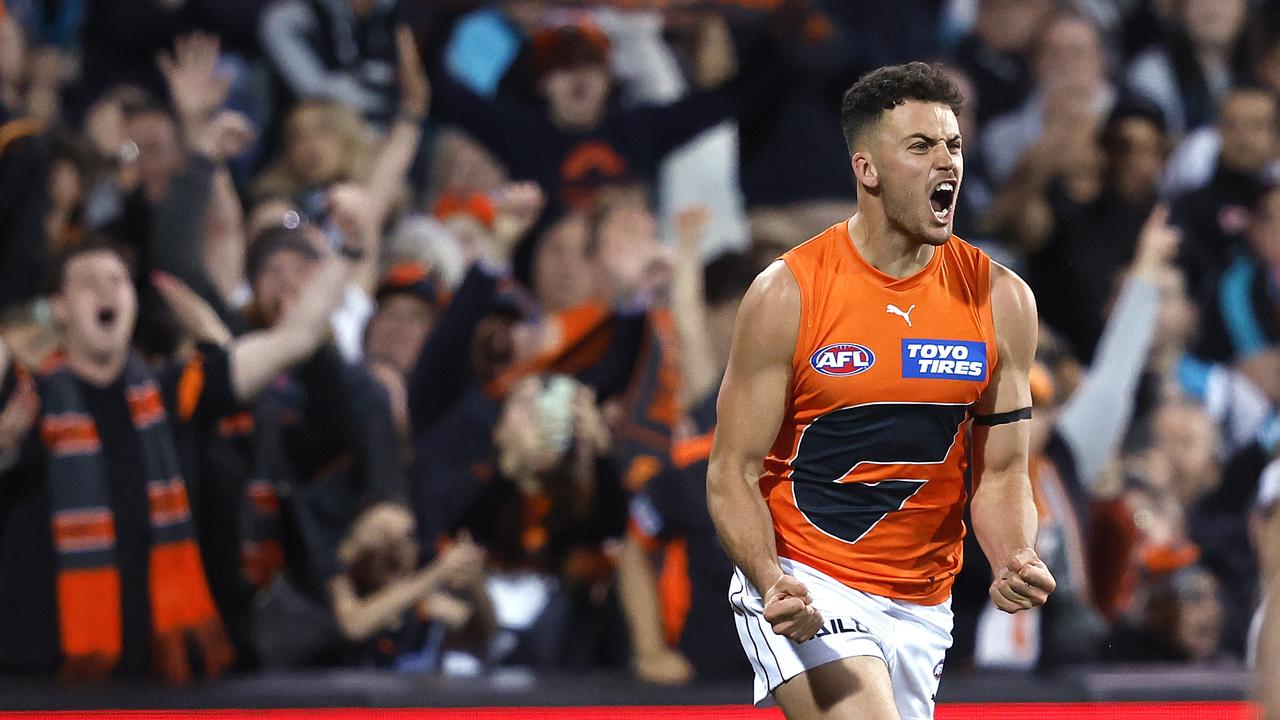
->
xmin=764 ymin=574 xmax=823 ymax=643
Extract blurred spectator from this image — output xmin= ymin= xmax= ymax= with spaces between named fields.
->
xmin=1009 ymin=101 xmax=1168 ymax=361
xmin=965 ymin=204 xmax=1178 ymax=671
xmin=948 ymin=0 xmax=1052 ymax=127
xmin=982 ymin=10 xmax=1115 ymax=185
xmin=1125 ymin=0 xmax=1251 ymax=138
xmin=1107 ymin=564 xmax=1226 ymax=664
xmin=259 ymin=0 xmax=400 ymax=128
xmin=1200 ymin=183 xmax=1280 ymax=405
xmin=426 ymin=13 xmax=745 ymax=216
xmin=1169 ymin=87 xmax=1277 ymax=299
xmin=243 ymin=216 xmax=403 ymax=602
xmin=329 ymin=503 xmax=494 ymax=671
xmin=0 ymin=106 xmax=51 ymax=310
xmin=0 ymin=237 xmax=348 ymax=680
xmin=458 ymin=374 xmax=627 ymax=669
xmin=618 ymin=242 xmax=757 ymax=685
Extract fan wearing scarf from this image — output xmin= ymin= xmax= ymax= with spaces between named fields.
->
xmin=0 ymin=237 xmax=358 ymax=682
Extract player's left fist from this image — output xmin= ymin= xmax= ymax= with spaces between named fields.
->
xmin=989 ymin=547 xmax=1055 ymax=614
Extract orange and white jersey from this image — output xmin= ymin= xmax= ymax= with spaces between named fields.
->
xmin=762 ymin=222 xmax=997 ymax=606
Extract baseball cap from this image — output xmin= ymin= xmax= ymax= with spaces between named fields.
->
xmin=531 ymin=19 xmax=610 ymax=79
xmin=247 ymin=226 xmax=320 ymax=282
xmin=375 ymin=261 xmax=450 ymax=310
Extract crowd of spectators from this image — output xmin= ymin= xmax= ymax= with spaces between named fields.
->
xmin=0 ymin=0 xmax=1277 ymax=688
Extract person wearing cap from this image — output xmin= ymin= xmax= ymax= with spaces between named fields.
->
xmin=238 ymin=193 xmax=404 ymax=605
xmin=422 ymin=13 xmax=748 ymax=215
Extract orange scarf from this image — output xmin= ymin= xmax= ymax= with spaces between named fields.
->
xmin=40 ymin=354 xmax=233 ymax=682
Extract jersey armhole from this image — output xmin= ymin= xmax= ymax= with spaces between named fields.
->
xmin=978 ymin=254 xmax=1001 ymax=376
xmin=780 ymin=255 xmax=811 ymax=374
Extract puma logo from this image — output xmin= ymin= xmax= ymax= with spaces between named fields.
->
xmin=886 ymin=304 xmax=916 ymax=327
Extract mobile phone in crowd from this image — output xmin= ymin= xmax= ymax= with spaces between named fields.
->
xmin=537 ymin=375 xmax=577 ymax=454
xmin=301 ymin=189 xmax=345 ymax=250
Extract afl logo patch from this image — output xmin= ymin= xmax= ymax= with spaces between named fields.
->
xmin=810 ymin=343 xmax=875 ymax=377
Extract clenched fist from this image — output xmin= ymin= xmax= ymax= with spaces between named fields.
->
xmin=764 ymin=574 xmax=824 ymax=642
xmin=989 ymin=547 xmax=1056 ymax=613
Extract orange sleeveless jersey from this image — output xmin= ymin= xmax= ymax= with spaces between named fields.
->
xmin=762 ymin=222 xmax=998 ymax=606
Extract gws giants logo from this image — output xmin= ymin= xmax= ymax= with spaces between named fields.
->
xmin=810 ymin=343 xmax=875 ymax=377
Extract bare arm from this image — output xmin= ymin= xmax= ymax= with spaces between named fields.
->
xmin=363 ymin=27 xmax=428 ymax=227
xmin=669 ymin=207 xmax=718 ymax=409
xmin=969 ymin=263 xmax=1056 ymax=613
xmin=706 ymin=261 xmax=821 ymax=642
xmin=228 ymin=254 xmax=354 ymax=402
xmin=616 ymin=534 xmax=693 ymax=684
xmin=328 ymin=540 xmax=482 ymax=642
xmin=1256 ymin=505 xmax=1280 ymax=715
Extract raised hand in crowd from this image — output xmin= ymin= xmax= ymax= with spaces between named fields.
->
xmin=158 ymin=32 xmax=228 ymax=126
xmin=670 ymin=205 xmax=719 ymax=408
xmin=152 ymin=270 xmax=233 ymax=347
xmin=159 ymin=32 xmax=257 ymax=162
xmin=694 ymin=12 xmax=738 ymax=90
xmin=1130 ymin=204 xmax=1182 ymax=282
xmin=395 ymin=26 xmax=430 ymax=123
xmin=0 ymin=339 xmax=36 ymax=464
xmin=597 ymin=201 xmax=674 ymax=308
xmin=489 ymin=181 xmax=546 ymax=263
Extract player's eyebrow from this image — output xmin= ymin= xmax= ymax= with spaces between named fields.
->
xmin=903 ymin=133 xmax=963 ymax=145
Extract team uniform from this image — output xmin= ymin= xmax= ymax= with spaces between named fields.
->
xmin=732 ymin=222 xmax=997 ymax=718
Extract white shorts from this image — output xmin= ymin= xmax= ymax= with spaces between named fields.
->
xmin=728 ymin=557 xmax=953 ymax=720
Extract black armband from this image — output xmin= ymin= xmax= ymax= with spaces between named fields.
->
xmin=973 ymin=407 xmax=1032 ymax=426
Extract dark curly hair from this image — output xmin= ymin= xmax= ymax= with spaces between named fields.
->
xmin=840 ymin=62 xmax=964 ymax=153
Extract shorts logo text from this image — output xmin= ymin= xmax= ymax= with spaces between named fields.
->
xmin=813 ymin=617 xmax=870 ymax=638
xmin=902 ymin=339 xmax=987 ymax=381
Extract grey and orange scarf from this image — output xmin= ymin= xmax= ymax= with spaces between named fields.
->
xmin=40 ymin=353 xmax=233 ymax=682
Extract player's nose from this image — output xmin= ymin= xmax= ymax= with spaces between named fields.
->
xmin=931 ymin=142 xmax=955 ymax=172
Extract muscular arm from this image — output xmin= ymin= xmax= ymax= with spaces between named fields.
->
xmin=969 ymin=263 xmax=1055 ymax=612
xmin=706 ymin=262 xmax=796 ymax=594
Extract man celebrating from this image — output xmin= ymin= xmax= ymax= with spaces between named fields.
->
xmin=707 ymin=63 xmax=1055 ymax=719
xmin=0 ymin=234 xmax=357 ymax=681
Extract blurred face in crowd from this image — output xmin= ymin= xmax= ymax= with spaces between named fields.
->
xmin=1183 ymin=0 xmax=1246 ymax=51
xmin=1106 ymin=116 xmax=1167 ymax=204
xmin=858 ymin=100 xmax=963 ymax=246
xmin=1152 ymin=402 xmax=1220 ymax=506
xmin=1034 ymin=16 xmax=1105 ymax=95
xmin=1217 ymin=90 xmax=1277 ymax=175
xmin=284 ymin=104 xmax=348 ymax=188
xmin=365 ymin=293 xmax=438 ymax=376
xmin=542 ymin=64 xmax=611 ymax=131
xmin=975 ymin=0 xmax=1051 ymax=55
xmin=1168 ymin=568 xmax=1224 ymax=662
xmin=1247 ymin=187 xmax=1280 ymax=268
xmin=339 ymin=503 xmax=419 ymax=594
xmin=126 ymin=110 xmax=183 ymax=205
xmin=252 ymin=247 xmax=317 ymax=327
xmin=533 ymin=213 xmax=600 ymax=312
xmin=53 ymin=249 xmax=137 ymax=371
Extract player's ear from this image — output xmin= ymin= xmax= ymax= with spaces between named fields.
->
xmin=851 ymin=151 xmax=878 ymax=190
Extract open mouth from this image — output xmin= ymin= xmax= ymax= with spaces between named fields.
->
xmin=96 ymin=307 xmax=118 ymax=328
xmin=929 ymin=180 xmax=957 ymax=222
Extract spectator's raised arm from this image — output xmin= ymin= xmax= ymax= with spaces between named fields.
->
xmin=363 ymin=27 xmax=429 ymax=227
